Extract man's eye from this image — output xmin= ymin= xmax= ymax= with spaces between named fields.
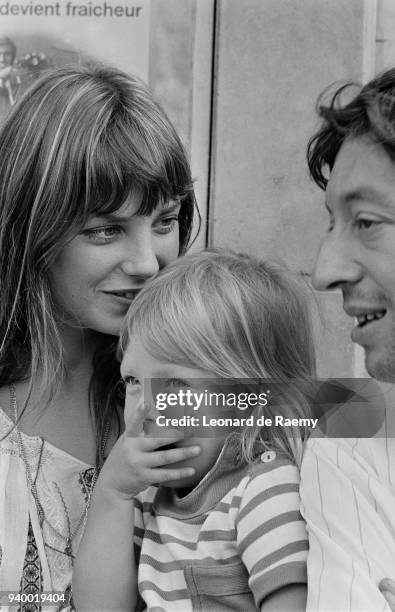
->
xmin=83 ymin=226 xmax=121 ymax=243
xmin=355 ymin=218 xmax=379 ymax=230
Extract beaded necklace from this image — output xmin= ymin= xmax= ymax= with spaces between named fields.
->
xmin=10 ymin=383 xmax=110 ymax=562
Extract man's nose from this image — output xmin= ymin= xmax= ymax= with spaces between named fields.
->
xmin=312 ymin=233 xmax=362 ymax=291
xmin=120 ymin=235 xmax=159 ymax=279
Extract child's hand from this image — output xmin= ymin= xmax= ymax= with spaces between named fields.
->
xmin=98 ymin=396 xmax=200 ymax=500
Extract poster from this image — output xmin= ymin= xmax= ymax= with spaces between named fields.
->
xmin=0 ymin=0 xmax=150 ymax=118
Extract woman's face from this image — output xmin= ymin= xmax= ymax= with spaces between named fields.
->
xmin=48 ymin=194 xmax=181 ymax=336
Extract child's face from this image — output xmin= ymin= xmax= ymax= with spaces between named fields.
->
xmin=121 ymin=336 xmax=229 ymax=491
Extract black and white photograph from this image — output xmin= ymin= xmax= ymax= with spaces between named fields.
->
xmin=0 ymin=1 xmax=394 ymax=610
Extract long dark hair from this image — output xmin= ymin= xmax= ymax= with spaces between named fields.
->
xmin=0 ymin=64 xmax=196 ymax=464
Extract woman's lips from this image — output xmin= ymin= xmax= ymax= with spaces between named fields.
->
xmin=104 ymin=289 xmax=142 ymax=303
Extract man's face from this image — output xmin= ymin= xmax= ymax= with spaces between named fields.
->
xmin=313 ymin=136 xmax=395 ymax=381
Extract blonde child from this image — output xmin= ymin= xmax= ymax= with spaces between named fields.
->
xmin=74 ymin=249 xmax=315 ymax=611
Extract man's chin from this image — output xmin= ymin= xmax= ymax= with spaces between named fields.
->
xmin=365 ymin=351 xmax=395 ymax=383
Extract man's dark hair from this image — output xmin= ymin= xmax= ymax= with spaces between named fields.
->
xmin=307 ymin=68 xmax=395 ymax=190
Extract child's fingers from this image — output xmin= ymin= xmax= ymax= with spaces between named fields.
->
xmin=124 ymin=399 xmax=150 ymax=437
xmin=149 ymin=466 xmax=196 ymax=484
xmin=143 ymin=445 xmax=201 ymax=467
xmin=140 ymin=432 xmax=187 ymax=450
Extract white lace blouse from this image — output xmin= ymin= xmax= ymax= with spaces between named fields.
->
xmin=0 ymin=407 xmax=94 ymax=611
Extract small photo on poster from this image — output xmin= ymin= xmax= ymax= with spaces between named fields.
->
xmin=0 ymin=0 xmax=150 ymax=119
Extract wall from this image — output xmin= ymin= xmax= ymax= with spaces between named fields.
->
xmin=146 ymin=0 xmax=395 ymax=378
xmin=209 ymin=0 xmax=378 ymax=377
xmin=149 ymin=0 xmax=214 ymax=250
xmin=376 ymin=0 xmax=395 ymax=72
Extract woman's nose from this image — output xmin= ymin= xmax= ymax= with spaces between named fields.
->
xmin=120 ymin=235 xmax=160 ymax=279
xmin=312 ymin=233 xmax=362 ymax=291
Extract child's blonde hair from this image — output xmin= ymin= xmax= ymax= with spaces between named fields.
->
xmin=121 ymin=249 xmax=316 ymax=465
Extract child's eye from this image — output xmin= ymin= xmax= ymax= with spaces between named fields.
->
xmin=124 ymin=375 xmax=140 ymax=387
xmin=165 ymin=378 xmax=190 ymax=390
xmin=83 ymin=226 xmax=122 ymax=243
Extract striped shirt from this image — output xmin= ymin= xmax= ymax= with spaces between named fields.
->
xmin=134 ymin=436 xmax=307 ymax=611
xmin=300 ymin=404 xmax=395 ymax=611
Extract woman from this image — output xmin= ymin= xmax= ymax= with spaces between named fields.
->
xmin=0 ymin=64 xmax=197 ymax=608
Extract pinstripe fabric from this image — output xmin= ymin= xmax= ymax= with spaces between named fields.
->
xmin=300 ymin=405 xmax=395 ymax=611
xmin=134 ymin=438 xmax=307 ymax=611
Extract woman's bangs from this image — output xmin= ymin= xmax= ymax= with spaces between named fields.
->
xmin=84 ymin=138 xmax=134 ymax=217
xmin=85 ymin=125 xmax=192 ymax=218
xmin=130 ymin=138 xmax=194 ymax=216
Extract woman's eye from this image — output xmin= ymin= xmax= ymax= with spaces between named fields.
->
xmin=155 ymin=216 xmax=179 ymax=234
xmin=83 ymin=226 xmax=121 ymax=243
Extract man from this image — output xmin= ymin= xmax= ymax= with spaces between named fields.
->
xmin=300 ymin=69 xmax=395 ymax=610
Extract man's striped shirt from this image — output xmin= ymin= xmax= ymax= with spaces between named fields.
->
xmin=300 ymin=403 xmax=395 ymax=611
